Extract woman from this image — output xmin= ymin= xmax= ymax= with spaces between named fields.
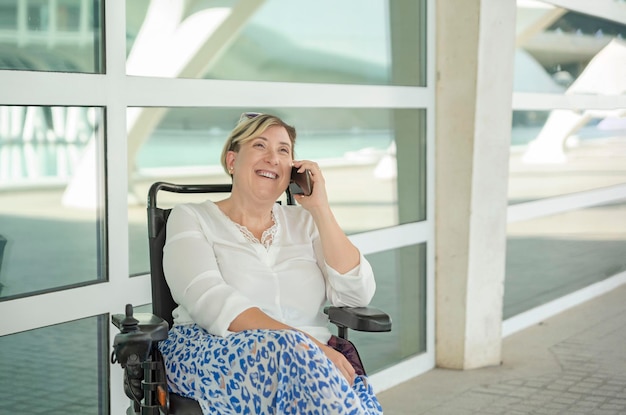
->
xmin=159 ymin=113 xmax=383 ymax=414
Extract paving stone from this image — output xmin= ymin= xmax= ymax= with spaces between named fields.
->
xmin=546 ymin=383 xmax=569 ymax=391
xmin=576 ymin=400 xmax=600 ymax=408
xmin=600 ymin=403 xmax=626 ymax=411
xmin=552 ymin=396 xmax=577 ymax=406
xmin=587 ymin=410 xmax=620 ymax=415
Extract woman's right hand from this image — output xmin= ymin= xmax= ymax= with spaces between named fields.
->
xmin=229 ymin=308 xmax=357 ymax=385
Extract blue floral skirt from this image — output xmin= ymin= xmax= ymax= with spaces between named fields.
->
xmin=158 ymin=324 xmax=383 ymax=415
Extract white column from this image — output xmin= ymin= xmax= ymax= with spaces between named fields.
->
xmin=435 ymin=0 xmax=516 ymax=369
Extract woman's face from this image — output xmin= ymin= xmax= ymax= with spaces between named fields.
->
xmin=227 ymin=125 xmax=293 ymax=201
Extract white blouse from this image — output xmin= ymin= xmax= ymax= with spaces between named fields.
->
xmin=162 ymin=200 xmax=376 ymax=343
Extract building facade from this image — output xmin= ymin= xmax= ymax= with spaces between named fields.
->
xmin=0 ymin=1 xmax=624 ymax=413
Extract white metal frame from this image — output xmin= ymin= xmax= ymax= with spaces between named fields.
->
xmin=0 ymin=0 xmax=437 ymax=411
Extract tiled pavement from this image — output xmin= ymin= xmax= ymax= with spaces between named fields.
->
xmin=378 ymin=283 xmax=626 ymax=414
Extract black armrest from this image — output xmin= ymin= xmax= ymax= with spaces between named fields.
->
xmin=112 ymin=312 xmax=169 ymax=343
xmin=324 ymin=306 xmax=392 ymax=332
xmin=110 ymin=305 xmax=169 ymax=368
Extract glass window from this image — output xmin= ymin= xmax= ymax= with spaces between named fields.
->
xmin=509 ymin=109 xmax=626 ymax=204
xmin=0 ymin=0 xmax=104 ymax=73
xmin=128 ymin=107 xmax=426 ymax=276
xmin=504 ymin=200 xmax=626 ymax=318
xmin=0 ymin=1 xmax=17 ymax=30
xmin=125 ymin=0 xmax=426 ymax=86
xmin=0 ymin=315 xmax=109 ymax=414
xmin=345 ymin=243 xmax=427 ymax=372
xmin=511 ymin=5 xmax=626 ymax=204
xmin=0 ymin=106 xmax=106 ymax=300
xmin=515 ymin=10 xmax=626 ymax=94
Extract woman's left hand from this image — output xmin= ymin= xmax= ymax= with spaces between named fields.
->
xmin=291 ymin=160 xmax=329 ymax=211
xmin=292 ymin=159 xmax=361 ymax=273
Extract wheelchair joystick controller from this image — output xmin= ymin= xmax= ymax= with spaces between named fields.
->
xmin=111 ymin=304 xmax=153 ymax=367
xmin=111 ymin=304 xmax=156 ymax=407
xmin=120 ymin=304 xmax=140 ymax=332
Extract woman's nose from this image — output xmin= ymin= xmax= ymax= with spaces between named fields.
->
xmin=266 ymin=149 xmax=279 ymax=165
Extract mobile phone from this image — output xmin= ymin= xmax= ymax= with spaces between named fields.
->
xmin=289 ymin=166 xmax=313 ymax=196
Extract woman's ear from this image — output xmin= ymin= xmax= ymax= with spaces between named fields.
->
xmin=225 ymin=150 xmax=236 ymax=171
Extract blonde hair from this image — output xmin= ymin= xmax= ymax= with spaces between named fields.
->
xmin=220 ymin=113 xmax=297 ymax=175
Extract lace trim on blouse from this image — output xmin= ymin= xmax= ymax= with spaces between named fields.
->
xmin=231 ymin=209 xmax=278 ymax=250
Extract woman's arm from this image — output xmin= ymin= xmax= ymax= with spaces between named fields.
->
xmin=308 ymin=205 xmax=361 ymax=274
xmin=163 ymin=204 xmax=257 ymax=336
xmin=293 ymin=161 xmax=376 ymax=307
xmin=230 ymin=307 xmax=357 ymax=385
xmin=292 ymin=161 xmax=360 ymax=273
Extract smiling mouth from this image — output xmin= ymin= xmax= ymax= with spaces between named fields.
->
xmin=256 ymin=170 xmax=278 ymax=179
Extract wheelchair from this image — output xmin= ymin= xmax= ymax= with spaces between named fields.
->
xmin=111 ymin=181 xmax=392 ymax=415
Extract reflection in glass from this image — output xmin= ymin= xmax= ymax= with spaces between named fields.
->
xmin=0 ymin=0 xmax=104 ymax=73
xmin=504 ymin=201 xmax=626 ymax=318
xmin=515 ymin=8 xmax=626 ymax=94
xmin=509 ymin=110 xmax=626 ymax=204
xmin=0 ymin=315 xmax=109 ymax=414
xmin=125 ymin=0 xmax=426 ymax=86
xmin=128 ymin=107 xmax=426 ymax=276
xmin=0 ymin=106 xmax=106 ymax=300
xmin=345 ymin=243 xmax=427 ymax=372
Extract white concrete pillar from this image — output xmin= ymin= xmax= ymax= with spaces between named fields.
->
xmin=435 ymin=0 xmax=516 ymax=369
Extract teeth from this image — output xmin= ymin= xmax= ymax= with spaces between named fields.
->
xmin=258 ymin=171 xmax=277 ymax=179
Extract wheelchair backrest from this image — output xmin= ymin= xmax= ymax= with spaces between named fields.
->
xmin=147 ymin=181 xmax=294 ymax=327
